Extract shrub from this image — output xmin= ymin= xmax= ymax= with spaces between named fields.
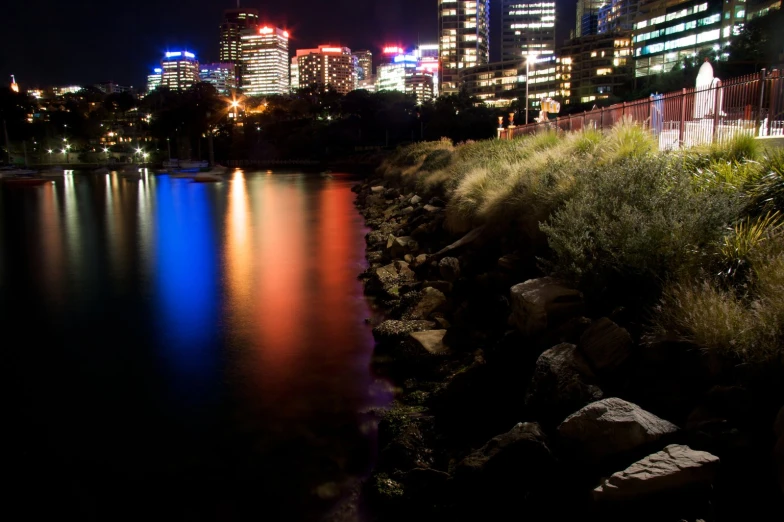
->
xmin=716 ymin=211 xmax=783 ymax=279
xmin=748 ymin=149 xmax=784 ymax=214
xmin=597 ymin=120 xmax=657 ymax=163
xmin=541 ymin=154 xmax=741 ymax=299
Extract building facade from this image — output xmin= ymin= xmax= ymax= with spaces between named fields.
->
xmin=597 ymin=0 xmax=639 ymax=33
xmin=632 ymin=0 xmax=724 ymax=77
xmin=161 ymin=51 xmax=200 ymax=90
xmin=199 ymin=63 xmax=237 ymax=95
xmin=146 ymin=69 xmax=162 ymax=94
xmin=561 ymin=32 xmax=633 ymax=105
xmin=576 ymin=0 xmax=609 ymax=37
xmin=459 ymin=55 xmax=570 ymax=111
xmin=438 ymin=0 xmax=491 ymax=94
xmin=296 ymin=47 xmax=356 ymax=94
xmin=501 ymin=1 xmax=556 ymax=61
xmin=240 ymin=26 xmax=290 ymax=96
xmin=219 ymin=8 xmax=260 ymax=64
xmin=352 ymin=50 xmax=373 ymax=80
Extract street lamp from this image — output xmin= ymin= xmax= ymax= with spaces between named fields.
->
xmin=523 ymin=52 xmax=539 ymax=125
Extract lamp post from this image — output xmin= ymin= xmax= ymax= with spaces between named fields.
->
xmin=523 ymin=52 xmax=538 ymax=125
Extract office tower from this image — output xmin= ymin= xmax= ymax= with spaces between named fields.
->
xmin=376 ymin=48 xmax=437 ymax=103
xmin=146 ymin=69 xmax=162 ymax=94
xmin=438 ymin=0 xmax=491 ymax=94
xmin=290 ymin=57 xmax=300 ymax=92
xmin=561 ymin=32 xmax=633 ymax=104
xmin=240 ymin=26 xmax=290 ymax=96
xmin=199 ymin=63 xmax=237 ymax=95
xmin=296 ymin=46 xmax=356 ymax=94
xmin=632 ymin=0 xmax=723 ymax=77
xmin=219 ymin=7 xmax=260 ymax=63
xmin=352 ymin=50 xmax=373 ymax=81
xmin=576 ymin=0 xmax=608 ymax=37
xmin=161 ymin=51 xmax=200 ymax=90
xmin=501 ymin=1 xmax=556 ymax=61
xmin=597 ymin=0 xmax=639 ymax=34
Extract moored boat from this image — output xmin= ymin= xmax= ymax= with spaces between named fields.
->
xmin=192 ymin=170 xmax=225 ymax=183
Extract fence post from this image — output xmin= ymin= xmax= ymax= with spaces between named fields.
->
xmin=584 ymin=111 xmax=587 ymax=130
xmin=600 ymin=107 xmax=605 ymax=130
xmin=756 ymin=68 xmax=767 ymax=137
xmin=769 ymin=70 xmax=780 ymax=136
xmin=712 ymin=80 xmax=722 ymax=144
xmin=622 ymin=101 xmax=626 ymax=120
xmin=679 ymin=88 xmax=686 ymax=146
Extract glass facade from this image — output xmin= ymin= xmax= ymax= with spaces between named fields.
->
xmin=240 ymin=27 xmax=290 ymax=96
xmin=501 ymin=1 xmax=556 ymax=61
xmin=438 ymin=0 xmax=491 ymax=94
xmin=199 ymin=63 xmax=237 ymax=96
xmin=352 ymin=50 xmax=373 ymax=81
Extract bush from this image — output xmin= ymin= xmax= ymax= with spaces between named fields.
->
xmin=541 ymin=154 xmax=741 ymax=299
xmin=715 ymin=211 xmax=783 ymax=279
xmin=597 ymin=120 xmax=657 ymax=164
xmin=748 ymin=149 xmax=784 ymax=214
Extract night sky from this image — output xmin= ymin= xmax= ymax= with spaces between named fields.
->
xmin=1 ymin=0 xmax=576 ymax=89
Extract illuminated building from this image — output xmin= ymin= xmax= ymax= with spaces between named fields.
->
xmin=576 ymin=0 xmax=610 ymax=37
xmin=10 ymin=75 xmax=19 ymax=93
xmin=357 ymin=77 xmax=376 ymax=92
xmin=146 ymin=68 xmax=162 ymax=93
xmin=161 ymin=51 xmax=199 ymax=90
xmin=219 ymin=7 xmax=259 ymax=64
xmin=352 ymin=50 xmax=373 ymax=80
xmin=438 ymin=0 xmax=491 ymax=95
xmin=296 ymin=46 xmax=356 ymax=94
xmin=746 ymin=0 xmax=782 ymax=21
xmin=199 ymin=63 xmax=237 ymax=95
xmin=240 ymin=26 xmax=290 ymax=96
xmin=52 ymin=85 xmax=83 ymax=96
xmin=561 ymin=33 xmax=632 ymax=104
xmin=377 ymin=48 xmax=438 ymax=103
xmin=95 ymin=82 xmax=132 ymax=94
xmin=597 ymin=0 xmax=639 ymax=34
xmin=501 ymin=1 xmax=556 ymax=61
xmin=459 ymin=55 xmax=570 ymax=109
xmin=290 ymin=57 xmax=299 ymax=91
xmin=632 ymin=0 xmax=724 ymax=77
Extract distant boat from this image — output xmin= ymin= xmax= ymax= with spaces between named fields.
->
xmin=192 ymin=170 xmax=225 ymax=183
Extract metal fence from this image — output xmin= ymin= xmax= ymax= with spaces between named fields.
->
xmin=499 ymin=69 xmax=784 ymax=150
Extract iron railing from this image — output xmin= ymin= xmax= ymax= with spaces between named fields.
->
xmin=499 ymin=69 xmax=784 ymax=150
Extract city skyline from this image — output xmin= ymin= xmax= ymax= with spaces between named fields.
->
xmin=1 ymin=0 xmax=578 ymax=89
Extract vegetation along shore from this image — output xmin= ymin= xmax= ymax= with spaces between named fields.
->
xmin=351 ymin=124 xmax=784 ymax=521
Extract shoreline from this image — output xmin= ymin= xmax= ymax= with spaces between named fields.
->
xmin=349 ymin=143 xmax=784 ymax=521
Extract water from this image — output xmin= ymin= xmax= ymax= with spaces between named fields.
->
xmin=1 ymin=171 xmax=391 ymax=521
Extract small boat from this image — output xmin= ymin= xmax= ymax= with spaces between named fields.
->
xmin=93 ymin=167 xmax=110 ymax=175
xmin=192 ymin=170 xmax=225 ymax=183
xmin=40 ymin=166 xmax=65 ymax=177
xmin=163 ymin=159 xmax=180 ymax=169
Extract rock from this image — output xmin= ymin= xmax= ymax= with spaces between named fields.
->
xmin=434 ymin=317 xmax=451 ymax=329
xmin=525 ymin=343 xmax=604 ymax=425
xmin=423 ymin=204 xmax=442 ymax=213
xmin=558 ymin=398 xmax=679 ymax=461
xmin=429 ymin=197 xmax=446 ymax=207
xmin=371 ymin=185 xmax=384 ymax=193
xmin=399 ymin=206 xmax=414 ymax=215
xmin=369 ymin=261 xmax=417 ymax=294
xmin=373 ymin=320 xmax=436 ymax=344
xmin=367 ymin=250 xmax=384 ymax=264
xmin=384 ymin=188 xmax=400 ymax=199
xmin=497 ymin=253 xmax=523 ymax=271
xmin=775 ymin=406 xmax=784 ymax=439
xmin=509 ymin=277 xmax=584 ymax=336
xmin=410 ymin=195 xmax=422 ymax=205
xmin=402 ymin=287 xmax=447 ymax=321
xmin=579 ymin=317 xmax=633 ymax=374
xmin=593 ymin=444 xmax=720 ymax=501
xmin=406 ymin=330 xmax=449 ymax=356
xmin=438 ymin=257 xmax=461 ymax=282
xmin=366 ymin=230 xmax=388 ymax=248
xmin=377 ymin=406 xmax=434 ymax=472
xmin=414 ymin=254 xmax=429 ymax=266
xmin=388 ymin=236 xmax=419 ymax=259
xmin=454 ymin=422 xmax=555 ymax=493
xmin=685 ymin=386 xmax=755 ymax=456
xmin=423 ymin=280 xmax=452 ymax=295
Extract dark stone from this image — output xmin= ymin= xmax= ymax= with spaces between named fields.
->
xmin=578 ymin=317 xmax=633 ymax=374
xmin=509 ymin=277 xmax=584 ymax=336
xmin=524 ymin=343 xmax=604 ymax=426
xmin=429 ymin=197 xmax=446 ymax=207
xmin=384 ymin=188 xmax=400 ymax=199
xmin=685 ymin=386 xmax=756 ymax=458
xmin=373 ymin=320 xmax=436 ymax=345
xmin=438 ymin=257 xmax=461 ymax=282
xmin=402 ymin=287 xmax=448 ymax=321
xmin=422 ymin=280 xmax=452 ymax=295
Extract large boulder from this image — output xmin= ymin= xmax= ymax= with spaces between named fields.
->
xmin=387 ymin=235 xmax=419 ymax=259
xmin=454 ymin=422 xmax=555 ymax=493
xmin=402 ymin=287 xmax=447 ymax=321
xmin=438 ymin=257 xmax=461 ymax=282
xmin=578 ymin=317 xmax=633 ymax=374
xmin=593 ymin=444 xmax=720 ymax=501
xmin=373 ymin=320 xmax=437 ymax=345
xmin=525 ymin=343 xmax=603 ymax=426
xmin=509 ymin=277 xmax=584 ymax=336
xmin=558 ymin=398 xmax=679 ymax=461
xmin=366 ymin=261 xmax=417 ymax=297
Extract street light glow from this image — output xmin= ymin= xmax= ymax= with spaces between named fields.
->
xmin=103 ymin=148 xmax=109 ymax=153
xmin=136 ymin=148 xmax=143 ymax=154
xmin=48 ymin=149 xmax=53 ymax=154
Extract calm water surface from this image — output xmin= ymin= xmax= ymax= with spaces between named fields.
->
xmin=1 ymin=171 xmax=390 ymax=521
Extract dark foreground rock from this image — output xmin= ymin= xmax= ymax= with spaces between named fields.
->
xmin=509 ymin=277 xmax=584 ymax=336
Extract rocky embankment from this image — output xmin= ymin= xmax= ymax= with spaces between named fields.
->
xmin=352 ymin=178 xmax=784 ymax=521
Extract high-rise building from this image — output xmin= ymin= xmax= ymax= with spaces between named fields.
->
xmin=561 ymin=32 xmax=633 ymax=105
xmin=352 ymin=50 xmax=373 ymax=81
xmin=290 ymin=57 xmax=300 ymax=92
xmin=296 ymin=46 xmax=356 ymax=94
xmin=501 ymin=1 xmax=556 ymax=61
xmin=147 ymin=69 xmax=162 ymax=94
xmin=95 ymin=82 xmax=132 ymax=94
xmin=597 ymin=0 xmax=639 ymax=34
xmin=632 ymin=0 xmax=723 ymax=77
xmin=376 ymin=48 xmax=438 ymax=103
xmin=438 ymin=0 xmax=491 ymax=94
xmin=199 ymin=63 xmax=237 ymax=95
xmin=161 ymin=51 xmax=200 ymax=90
xmin=240 ymin=26 xmax=290 ymax=96
xmin=219 ymin=7 xmax=260 ymax=64
xmin=576 ymin=0 xmax=608 ymax=37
